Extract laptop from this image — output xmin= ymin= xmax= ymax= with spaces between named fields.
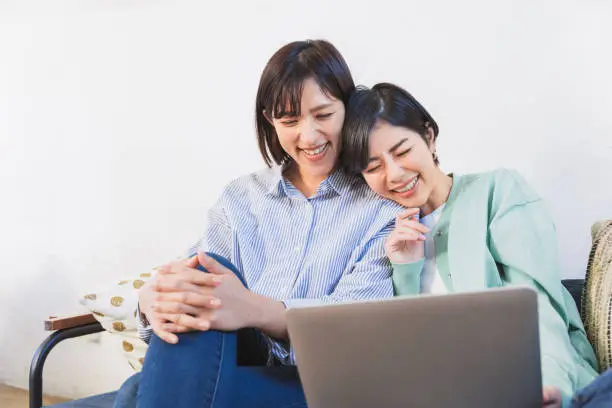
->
xmin=286 ymin=287 xmax=542 ymax=408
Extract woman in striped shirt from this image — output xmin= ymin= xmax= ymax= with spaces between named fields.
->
xmin=124 ymin=41 xmax=402 ymax=408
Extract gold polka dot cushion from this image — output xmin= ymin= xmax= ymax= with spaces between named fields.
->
xmin=582 ymin=220 xmax=612 ymax=372
xmin=80 ymin=270 xmax=156 ymax=372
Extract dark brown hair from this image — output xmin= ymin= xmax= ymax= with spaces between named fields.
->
xmin=341 ymin=83 xmax=440 ymax=175
xmin=255 ymin=40 xmax=355 ymax=167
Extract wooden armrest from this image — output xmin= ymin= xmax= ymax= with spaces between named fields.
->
xmin=44 ymin=313 xmax=98 ymax=331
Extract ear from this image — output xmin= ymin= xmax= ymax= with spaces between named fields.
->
xmin=263 ymin=110 xmax=274 ymax=126
xmin=424 ymin=124 xmax=436 ymax=153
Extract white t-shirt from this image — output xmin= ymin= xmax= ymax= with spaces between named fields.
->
xmin=419 ymin=204 xmax=448 ymax=294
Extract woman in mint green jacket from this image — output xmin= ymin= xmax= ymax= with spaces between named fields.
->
xmin=340 ymin=83 xmax=599 ymax=407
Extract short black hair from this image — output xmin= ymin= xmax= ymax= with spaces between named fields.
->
xmin=341 ymin=83 xmax=439 ymax=175
xmin=255 ymin=39 xmax=355 ymax=167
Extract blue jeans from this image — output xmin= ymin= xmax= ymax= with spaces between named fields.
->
xmin=115 ymin=252 xmax=306 ymax=408
xmin=570 ymin=369 xmax=612 ymax=408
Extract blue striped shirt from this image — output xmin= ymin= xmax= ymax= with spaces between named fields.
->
xmin=139 ymin=166 xmax=402 ymax=364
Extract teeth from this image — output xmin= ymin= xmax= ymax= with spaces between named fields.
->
xmin=303 ymin=144 xmax=327 ymax=156
xmin=394 ymin=176 xmax=418 ymax=193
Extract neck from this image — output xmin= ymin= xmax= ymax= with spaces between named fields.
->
xmin=285 ymin=164 xmax=328 ymax=198
xmin=420 ymin=169 xmax=453 ymax=216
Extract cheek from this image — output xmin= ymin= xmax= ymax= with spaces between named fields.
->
xmin=363 ymin=174 xmax=388 ymax=197
xmin=275 ymin=128 xmax=296 ymax=150
xmin=324 ymin=118 xmax=344 ymax=143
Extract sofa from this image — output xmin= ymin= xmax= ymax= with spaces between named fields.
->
xmin=29 ymin=220 xmax=612 ymax=408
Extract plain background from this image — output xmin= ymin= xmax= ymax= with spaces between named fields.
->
xmin=1 ymin=0 xmax=611 ymax=399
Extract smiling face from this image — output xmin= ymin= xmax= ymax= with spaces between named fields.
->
xmin=270 ymin=77 xmax=346 ymax=187
xmin=362 ymin=121 xmax=441 ymax=211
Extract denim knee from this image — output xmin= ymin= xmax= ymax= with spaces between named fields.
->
xmin=192 ymin=252 xmax=246 ymax=287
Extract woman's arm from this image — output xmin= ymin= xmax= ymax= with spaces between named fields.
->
xmin=391 ymin=260 xmax=425 ymax=295
xmin=487 ymin=171 xmax=596 ymax=405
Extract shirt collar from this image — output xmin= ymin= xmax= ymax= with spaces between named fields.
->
xmin=265 ymin=165 xmax=286 ymax=197
xmin=265 ymin=164 xmax=354 ymax=198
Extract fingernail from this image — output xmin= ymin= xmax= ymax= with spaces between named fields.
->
xmin=199 ymin=321 xmax=209 ymax=329
xmin=210 ymin=298 xmax=221 ymax=306
xmin=419 ymin=234 xmax=427 ymax=240
xmin=212 ymin=276 xmax=223 ymax=284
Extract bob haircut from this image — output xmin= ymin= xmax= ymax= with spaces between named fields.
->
xmin=255 ymin=39 xmax=355 ymax=167
xmin=341 ymin=83 xmax=439 ymax=175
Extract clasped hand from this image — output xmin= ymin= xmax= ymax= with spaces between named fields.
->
xmin=139 ymin=252 xmax=254 ymax=344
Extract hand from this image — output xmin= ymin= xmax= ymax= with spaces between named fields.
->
xmin=139 ymin=256 xmax=222 ymax=343
xmin=191 ymin=252 xmax=259 ymax=331
xmin=151 ymin=253 xmax=258 ymax=339
xmin=384 ymin=208 xmax=429 ymax=264
xmin=542 ymin=386 xmax=562 ymax=408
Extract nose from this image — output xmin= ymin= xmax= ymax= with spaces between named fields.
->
xmin=384 ymin=156 xmax=405 ymax=185
xmin=298 ymin=117 xmax=319 ymax=144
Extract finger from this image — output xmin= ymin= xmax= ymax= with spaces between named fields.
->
xmin=542 ymin=387 xmax=561 ymax=405
xmin=198 ymin=252 xmax=232 ymax=276
xmin=151 ymin=319 xmax=179 ymax=344
xmin=161 ymin=323 xmax=192 ymax=333
xmin=167 ymin=260 xmax=198 ymax=275
xmin=396 ymin=219 xmax=430 ymax=234
xmin=156 ymin=291 xmax=221 ymax=308
xmin=158 ymin=312 xmax=211 ymax=331
xmin=396 ymin=208 xmax=420 ymax=221
xmin=183 ymin=255 xmax=199 ymax=269
xmin=154 ymin=301 xmax=202 ymax=316
xmin=164 ymin=261 xmax=224 ymax=286
xmin=157 ymin=263 xmax=173 ymax=275
xmin=393 ymin=230 xmax=426 ymax=241
xmin=155 ymin=274 xmax=218 ymax=293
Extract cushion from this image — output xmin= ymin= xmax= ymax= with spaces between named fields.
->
xmin=79 ymin=268 xmax=157 ymax=372
xmin=582 ymin=220 xmax=612 ymax=373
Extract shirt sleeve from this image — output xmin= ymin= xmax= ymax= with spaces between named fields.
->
xmin=270 ymin=221 xmax=395 ymax=364
xmin=488 ymin=171 xmax=598 ymax=400
xmin=391 ymin=260 xmax=425 ymax=296
xmin=136 ymin=195 xmax=232 ymax=343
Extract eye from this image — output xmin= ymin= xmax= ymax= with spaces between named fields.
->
xmin=280 ymin=119 xmax=298 ymax=126
xmin=397 ymin=148 xmax=411 ymax=157
xmin=365 ymin=165 xmax=381 ymax=174
xmin=316 ymin=112 xmax=333 ymax=120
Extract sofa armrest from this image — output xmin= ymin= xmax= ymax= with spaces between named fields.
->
xmin=30 ymin=318 xmax=104 ymax=408
xmin=561 ymin=278 xmax=585 ymax=316
xmin=44 ymin=313 xmax=98 ymax=331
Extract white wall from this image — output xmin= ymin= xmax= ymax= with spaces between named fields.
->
xmin=1 ymin=0 xmax=611 ymax=399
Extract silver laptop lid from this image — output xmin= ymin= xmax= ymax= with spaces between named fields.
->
xmin=287 ymin=287 xmax=542 ymax=408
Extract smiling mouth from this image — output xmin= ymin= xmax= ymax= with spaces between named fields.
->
xmin=391 ymin=175 xmax=419 ymax=193
xmin=301 ymin=143 xmax=329 ymax=156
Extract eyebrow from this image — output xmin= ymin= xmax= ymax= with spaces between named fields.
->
xmin=368 ymin=138 xmax=409 ymax=163
xmin=310 ymin=103 xmax=333 ymax=113
xmin=276 ymin=103 xmax=334 ymax=119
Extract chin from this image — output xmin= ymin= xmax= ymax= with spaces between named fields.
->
xmin=301 ymin=158 xmax=336 ymax=176
xmin=388 ymin=193 xmax=424 ymax=208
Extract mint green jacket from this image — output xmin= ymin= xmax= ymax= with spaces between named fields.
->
xmin=392 ymin=169 xmax=598 ymax=405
